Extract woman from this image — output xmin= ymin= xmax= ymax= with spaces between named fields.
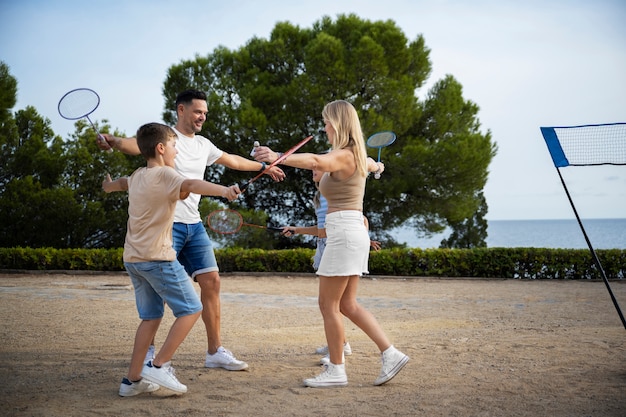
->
xmin=281 ymin=168 xmax=382 ymax=366
xmin=255 ymin=100 xmax=408 ymax=387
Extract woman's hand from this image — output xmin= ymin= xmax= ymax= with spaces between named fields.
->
xmin=254 ymin=146 xmax=280 ymax=163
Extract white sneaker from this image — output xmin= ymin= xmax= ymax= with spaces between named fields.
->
xmin=314 ymin=342 xmax=352 ymax=356
xmin=141 ymin=361 xmax=187 ymax=394
xmin=118 ymin=377 xmax=160 ymax=397
xmin=373 ymin=346 xmax=409 ymax=386
xmin=303 ymin=363 xmax=348 ymax=388
xmin=205 ymin=346 xmax=249 ymax=371
xmin=144 ymin=345 xmax=155 ymax=365
xmin=320 ymin=352 xmax=345 ymax=365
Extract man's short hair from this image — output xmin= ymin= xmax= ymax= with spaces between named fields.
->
xmin=175 ymin=89 xmax=207 ymax=106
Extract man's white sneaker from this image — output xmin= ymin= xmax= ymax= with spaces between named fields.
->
xmin=144 ymin=345 xmax=155 ymax=365
xmin=141 ymin=361 xmax=187 ymax=394
xmin=303 ymin=363 xmax=348 ymax=388
xmin=373 ymin=346 xmax=409 ymax=386
xmin=314 ymin=342 xmax=352 ymax=356
xmin=118 ymin=377 xmax=160 ymax=397
xmin=205 ymin=346 xmax=249 ymax=371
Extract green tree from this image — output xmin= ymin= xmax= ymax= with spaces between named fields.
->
xmin=59 ymin=119 xmax=144 ymax=247
xmin=0 ymin=104 xmax=80 ymax=247
xmin=369 ymin=75 xmax=497 ymax=242
xmin=440 ymin=191 xmax=489 ymax=248
xmin=161 ymin=14 xmax=496 ymax=247
xmin=0 ymin=61 xmax=17 ymax=140
xmin=0 ymin=61 xmax=143 ymax=248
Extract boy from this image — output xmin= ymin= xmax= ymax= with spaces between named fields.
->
xmin=103 ymin=122 xmax=240 ymax=396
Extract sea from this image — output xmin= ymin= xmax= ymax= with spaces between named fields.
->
xmin=391 ymin=218 xmax=626 ymax=249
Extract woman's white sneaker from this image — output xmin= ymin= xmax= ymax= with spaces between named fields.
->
xmin=319 ymin=352 xmax=345 ymax=365
xmin=373 ymin=346 xmax=409 ymax=386
xmin=315 ymin=341 xmax=352 ymax=356
xmin=144 ymin=345 xmax=155 ymax=365
xmin=303 ymin=363 xmax=348 ymax=388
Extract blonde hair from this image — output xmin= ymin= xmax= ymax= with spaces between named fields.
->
xmin=322 ymin=100 xmax=368 ymax=177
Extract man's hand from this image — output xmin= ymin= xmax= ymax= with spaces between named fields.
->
xmin=97 ymin=133 xmax=116 ymax=151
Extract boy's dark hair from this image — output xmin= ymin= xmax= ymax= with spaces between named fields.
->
xmin=175 ymin=89 xmax=207 ymax=106
xmin=136 ymin=123 xmax=176 ymax=160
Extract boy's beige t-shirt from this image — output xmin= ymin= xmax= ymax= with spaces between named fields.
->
xmin=123 ymin=166 xmax=185 ymax=263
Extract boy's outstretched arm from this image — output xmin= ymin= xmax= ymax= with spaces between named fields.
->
xmin=182 ymin=179 xmax=241 ymax=202
xmin=102 ymin=174 xmax=129 ymax=193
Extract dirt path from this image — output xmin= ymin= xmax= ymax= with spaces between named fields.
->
xmin=1 ymin=272 xmax=625 ymax=416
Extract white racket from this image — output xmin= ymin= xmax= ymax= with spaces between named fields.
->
xmin=367 ymin=131 xmax=396 ymax=179
xmin=58 ymin=88 xmax=112 ymax=152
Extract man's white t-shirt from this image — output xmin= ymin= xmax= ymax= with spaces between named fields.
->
xmin=172 ymin=127 xmax=223 ymax=224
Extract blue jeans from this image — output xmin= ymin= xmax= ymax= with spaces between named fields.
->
xmin=172 ymin=222 xmax=219 ymax=280
xmin=124 ymin=261 xmax=202 ymax=319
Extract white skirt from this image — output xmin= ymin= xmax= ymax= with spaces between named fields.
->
xmin=316 ymin=210 xmax=370 ymax=277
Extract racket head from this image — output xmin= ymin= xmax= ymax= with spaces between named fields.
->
xmin=58 ymin=88 xmax=100 ymax=120
xmin=367 ymin=131 xmax=396 ymax=149
xmin=206 ymin=209 xmax=243 ymax=235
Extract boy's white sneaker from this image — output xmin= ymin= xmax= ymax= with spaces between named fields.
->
xmin=141 ymin=361 xmax=187 ymax=394
xmin=118 ymin=377 xmax=160 ymax=397
xmin=315 ymin=342 xmax=352 ymax=356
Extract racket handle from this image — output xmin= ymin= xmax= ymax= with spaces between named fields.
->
xmin=250 ymin=141 xmax=260 ymax=157
xmin=374 ymin=172 xmax=381 ymax=179
xmin=238 ymin=180 xmax=250 ymax=193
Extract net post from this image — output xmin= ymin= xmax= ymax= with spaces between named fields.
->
xmin=555 ymin=167 xmax=626 ymax=330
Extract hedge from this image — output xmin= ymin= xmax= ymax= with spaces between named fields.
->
xmin=1 ymin=246 xmax=624 ymax=279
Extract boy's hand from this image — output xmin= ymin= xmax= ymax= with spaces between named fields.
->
xmin=222 ymin=184 xmax=241 ymax=202
xmin=102 ymin=173 xmax=113 ymax=193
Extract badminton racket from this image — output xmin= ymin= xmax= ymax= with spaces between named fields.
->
xmin=239 ymin=134 xmax=313 ymax=192
xmin=58 ymin=88 xmax=112 ymax=152
xmin=206 ymin=209 xmax=283 ymax=234
xmin=367 ymin=131 xmax=396 ymax=179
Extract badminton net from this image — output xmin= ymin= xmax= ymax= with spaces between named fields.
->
xmin=540 ymin=121 xmax=626 ymax=330
xmin=541 ymin=122 xmax=626 ymax=167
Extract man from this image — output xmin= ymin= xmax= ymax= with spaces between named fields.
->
xmin=100 ymin=89 xmax=284 ymax=371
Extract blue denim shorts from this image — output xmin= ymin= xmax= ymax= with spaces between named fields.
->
xmin=124 ymin=261 xmax=202 ymax=320
xmin=172 ymin=222 xmax=219 ymax=280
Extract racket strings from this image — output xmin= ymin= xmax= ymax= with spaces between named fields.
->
xmin=367 ymin=132 xmax=396 ymax=147
xmin=207 ymin=210 xmax=243 ymax=234
xmin=58 ymin=89 xmax=100 ymax=120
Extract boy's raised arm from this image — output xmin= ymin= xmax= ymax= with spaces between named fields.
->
xmin=102 ymin=173 xmax=129 ymax=193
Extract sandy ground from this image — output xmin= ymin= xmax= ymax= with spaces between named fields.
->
xmin=1 ymin=271 xmax=625 ymax=417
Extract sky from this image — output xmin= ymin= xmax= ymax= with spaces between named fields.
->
xmin=1 ymin=0 xmax=625 ymax=221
